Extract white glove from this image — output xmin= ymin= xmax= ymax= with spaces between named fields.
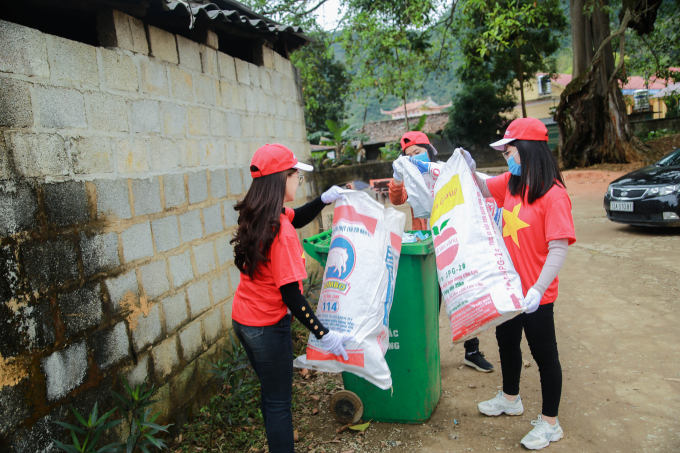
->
xmin=321 ymin=186 xmax=344 ymax=204
xmin=321 ymin=330 xmax=354 ymax=361
xmin=392 ymin=161 xmax=403 ymax=182
xmin=457 ymin=148 xmax=476 ymax=172
xmin=523 ymin=288 xmax=542 ymax=314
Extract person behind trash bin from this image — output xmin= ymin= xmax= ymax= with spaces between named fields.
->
xmin=388 ymin=131 xmax=494 ymax=374
xmin=461 ymin=117 xmax=576 ymax=451
xmin=230 ymin=143 xmax=354 ymax=453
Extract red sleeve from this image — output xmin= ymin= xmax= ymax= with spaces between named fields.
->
xmin=270 ymin=234 xmax=307 ymax=288
xmin=544 ymin=196 xmax=577 ymax=245
xmin=284 ymin=207 xmax=295 ymax=223
xmin=486 ymin=172 xmax=511 ymax=208
xmin=388 ymin=180 xmax=408 ymax=205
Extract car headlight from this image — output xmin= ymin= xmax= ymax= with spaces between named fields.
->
xmin=650 ymin=185 xmax=680 ymax=196
xmin=607 ymin=185 xmax=614 ymax=196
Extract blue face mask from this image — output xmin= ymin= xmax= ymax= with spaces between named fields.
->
xmin=410 ymin=152 xmax=430 ymax=163
xmin=507 ymin=153 xmax=522 ymax=176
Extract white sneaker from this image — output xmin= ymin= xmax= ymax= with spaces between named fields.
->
xmin=477 ymin=391 xmax=524 ymax=416
xmin=520 ymin=415 xmax=564 ymax=450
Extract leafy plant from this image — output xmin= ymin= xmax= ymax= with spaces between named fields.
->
xmin=111 ymin=379 xmax=172 ymax=453
xmin=379 ymin=142 xmax=401 ymax=161
xmin=52 ymin=404 xmax=122 ymax=453
xmin=312 ymin=120 xmax=368 ymax=168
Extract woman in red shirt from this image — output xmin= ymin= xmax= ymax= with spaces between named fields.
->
xmin=463 ymin=118 xmax=576 ymax=450
xmin=230 ymin=143 xmax=352 ymax=453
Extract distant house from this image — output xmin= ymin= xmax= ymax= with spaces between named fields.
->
xmin=380 ymin=97 xmax=452 ymax=120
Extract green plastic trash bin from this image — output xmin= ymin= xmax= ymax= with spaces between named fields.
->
xmin=302 ymin=229 xmax=441 ymax=423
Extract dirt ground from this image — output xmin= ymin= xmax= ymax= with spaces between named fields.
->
xmin=297 ymin=169 xmax=680 ymax=453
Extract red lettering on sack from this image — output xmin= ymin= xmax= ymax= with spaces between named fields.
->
xmin=449 ymin=294 xmax=501 ymax=342
xmin=333 ymin=205 xmax=378 ymax=235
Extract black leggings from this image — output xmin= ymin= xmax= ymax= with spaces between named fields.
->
xmin=495 ymin=303 xmax=562 ymax=417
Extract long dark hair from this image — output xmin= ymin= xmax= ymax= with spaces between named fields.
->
xmin=507 ymin=140 xmax=565 ymax=204
xmin=231 ymin=167 xmax=295 ymax=278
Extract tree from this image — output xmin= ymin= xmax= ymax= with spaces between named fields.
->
xmin=553 ymin=0 xmax=665 ymax=167
xmin=289 ymin=32 xmax=351 ymax=134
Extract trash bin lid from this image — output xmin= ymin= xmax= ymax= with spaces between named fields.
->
xmin=303 ymin=229 xmax=433 ymax=258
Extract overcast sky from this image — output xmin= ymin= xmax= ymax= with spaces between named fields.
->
xmin=313 ymin=0 xmax=344 ymax=29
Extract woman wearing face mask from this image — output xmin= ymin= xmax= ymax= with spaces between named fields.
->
xmin=461 ymin=118 xmax=576 ymax=450
xmin=230 ymin=143 xmax=353 ymax=453
xmin=388 ymin=131 xmax=494 ymax=373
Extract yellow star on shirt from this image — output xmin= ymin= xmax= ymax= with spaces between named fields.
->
xmin=503 ymin=202 xmax=530 ymax=248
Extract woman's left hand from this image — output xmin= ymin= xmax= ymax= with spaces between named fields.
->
xmin=321 ymin=186 xmax=344 ymax=204
xmin=523 ymin=288 xmax=542 ymax=314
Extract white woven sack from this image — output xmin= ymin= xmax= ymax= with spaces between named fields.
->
xmin=430 ymin=152 xmax=525 ymax=343
xmin=393 ymin=156 xmax=444 ymax=219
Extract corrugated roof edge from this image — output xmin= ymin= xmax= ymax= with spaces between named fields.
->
xmin=161 ymin=0 xmax=311 ymax=41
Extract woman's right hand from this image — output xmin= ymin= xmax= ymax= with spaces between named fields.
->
xmin=321 ymin=330 xmax=354 ymax=360
xmin=392 ymin=161 xmax=403 ymax=184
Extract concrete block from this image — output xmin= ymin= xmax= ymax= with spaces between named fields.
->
xmin=226 ymin=113 xmax=242 ymax=138
xmin=186 ymin=280 xmax=210 ymax=317
xmin=244 ymin=87 xmax=258 ymax=114
xmin=222 ymin=199 xmax=238 ymax=227
xmin=187 ymin=106 xmax=209 ymax=136
xmin=266 ymin=117 xmax=275 ymax=137
xmin=203 ymin=203 xmax=223 ymax=235
xmin=43 ymin=180 xmax=88 ymax=226
xmin=35 ymin=86 xmax=86 ymax=129
xmin=258 ymin=90 xmax=268 ymax=114
xmin=181 ymin=139 xmax=200 ymax=168
xmin=203 ymin=307 xmax=224 ymax=345
xmin=0 ymin=291 xmax=55 ymax=356
xmin=162 ymin=292 xmax=188 ymax=332
xmin=188 ymin=170 xmax=208 ymax=204
xmin=235 ymin=59 xmax=250 ymax=85
xmin=41 ymin=341 xmax=87 ymax=401
xmin=147 ymin=25 xmax=178 ymax=64
xmin=69 ymin=136 xmax=114 ymax=174
xmin=240 ymin=115 xmax=254 ymax=138
xmin=209 ymin=170 xmax=228 ymax=198
xmin=0 ymin=136 xmax=9 ymax=181
xmin=176 ymin=35 xmax=201 ymax=71
xmin=95 ymin=178 xmax=131 ymax=220
xmin=219 ymin=80 xmax=232 ymax=109
xmin=218 ymin=52 xmax=237 ymax=82
xmin=242 ymin=165 xmax=253 ymax=191
xmin=47 ymin=35 xmax=98 ymax=86
xmin=152 ymin=216 xmax=180 ymax=253
xmin=210 ymin=110 xmax=226 ymax=137
xmin=116 ymin=138 xmax=149 ymax=173
xmin=121 ymin=221 xmax=154 ymax=262
xmin=124 ymin=354 xmax=149 ymax=388
xmin=228 ymin=265 xmax=240 ymax=294
xmin=92 ymin=322 xmax=129 ymax=370
xmin=140 ymin=58 xmax=168 ymax=96
xmin=161 ymin=102 xmax=187 ymax=136
xmin=193 ymin=241 xmax=216 ymax=275
xmin=0 ymin=20 xmax=49 ymax=77
xmin=131 ymin=177 xmax=162 ymax=216
xmin=168 ymin=66 xmax=194 ymax=102
xmin=211 ymin=270 xmax=230 ymax=304
xmin=129 ymin=16 xmax=149 ymax=54
xmin=148 ymin=136 xmax=179 ymax=171
xmin=263 ymin=46 xmax=275 ymax=69
xmin=215 ymin=235 xmax=233 ymax=265
xmin=97 ymin=10 xmax=134 ymax=52
xmin=204 ymin=30 xmax=219 ymax=50
xmin=140 ymin=259 xmax=170 ymax=300
xmin=101 ymin=48 xmax=138 ymax=92
xmin=249 ymin=63 xmax=261 ymax=88
xmin=276 ymin=98 xmax=286 ymax=117
xmin=58 ymin=284 xmax=102 ymax=335
xmin=198 ymin=139 xmax=219 ymax=167
xmin=179 ymin=320 xmax=203 ymax=361
xmin=162 ymin=173 xmax=186 ymax=208
xmin=275 ymin=118 xmax=285 ymax=138
xmin=88 ymin=91 xmax=128 ymax=132
xmin=131 ymin=303 xmax=161 ymax=350
xmin=272 ymin=72 xmax=282 ymax=96
xmin=260 ymin=68 xmax=271 ymax=91
xmin=105 ymin=270 xmax=138 ymax=314
xmin=0 ymin=379 xmax=31 ymax=435
xmin=231 ymin=82 xmax=246 ymax=110
xmin=227 ymin=168 xmax=243 ymax=195
xmin=21 ymin=239 xmax=79 ymax=290
xmin=152 ymin=336 xmax=178 ymax=379
xmin=200 ymin=45 xmax=217 ymax=75
xmin=168 ymin=250 xmax=193 ymax=287
xmin=178 ymin=209 xmax=202 ymax=243
xmin=130 ymin=100 xmax=161 ymax=133
xmin=80 ymin=232 xmax=120 ymax=276
xmin=130 ymin=304 xmax=161 ymax=351
xmin=0 ymin=78 xmax=33 ymax=128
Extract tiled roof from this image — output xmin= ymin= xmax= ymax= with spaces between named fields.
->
xmin=361 ymin=113 xmax=449 ymax=144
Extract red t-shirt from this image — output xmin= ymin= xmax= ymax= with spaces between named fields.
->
xmin=486 ymin=172 xmax=576 ymax=305
xmin=232 ymin=208 xmax=307 ymax=326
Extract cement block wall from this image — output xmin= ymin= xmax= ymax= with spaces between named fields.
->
xmin=0 ymin=14 xmax=314 ymax=451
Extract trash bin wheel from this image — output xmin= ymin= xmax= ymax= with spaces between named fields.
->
xmin=329 ymin=390 xmax=364 ymax=424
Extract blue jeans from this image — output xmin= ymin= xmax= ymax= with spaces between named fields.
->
xmin=232 ymin=314 xmax=294 ymax=453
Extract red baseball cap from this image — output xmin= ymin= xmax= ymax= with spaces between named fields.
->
xmin=250 ymin=143 xmax=313 ymax=178
xmin=490 ymin=118 xmax=549 ymax=150
xmin=400 ymin=131 xmax=430 ymax=151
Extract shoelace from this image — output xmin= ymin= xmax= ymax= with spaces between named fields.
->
xmin=530 ymin=417 xmax=550 ymax=435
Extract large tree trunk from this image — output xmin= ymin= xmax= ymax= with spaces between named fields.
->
xmin=556 ymin=0 xmax=651 ymax=167
xmin=517 ymin=48 xmax=527 ymax=118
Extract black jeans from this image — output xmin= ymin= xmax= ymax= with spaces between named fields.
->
xmin=495 ymin=303 xmax=562 ymax=417
xmin=439 ymin=290 xmax=479 ymax=353
xmin=232 ymin=314 xmax=294 ymax=453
